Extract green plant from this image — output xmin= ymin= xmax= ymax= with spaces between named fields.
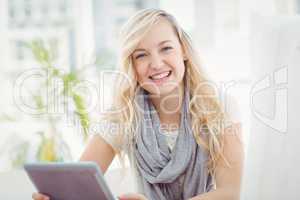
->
xmin=1 ymin=39 xmax=101 ymax=170
xmin=28 ymin=39 xmax=92 ymax=162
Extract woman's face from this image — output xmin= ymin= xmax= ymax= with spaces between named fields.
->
xmin=132 ymin=18 xmax=186 ymax=96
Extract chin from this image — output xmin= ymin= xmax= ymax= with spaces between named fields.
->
xmin=146 ymin=84 xmax=179 ymax=97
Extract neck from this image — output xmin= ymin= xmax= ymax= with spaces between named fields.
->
xmin=149 ymin=83 xmax=184 ymax=129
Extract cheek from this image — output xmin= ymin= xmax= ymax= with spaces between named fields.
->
xmin=170 ymin=58 xmax=185 ymax=78
xmin=134 ymin=65 xmax=148 ymax=82
xmin=167 ymin=50 xmax=185 ymax=68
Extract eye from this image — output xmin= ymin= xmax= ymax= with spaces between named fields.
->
xmin=135 ymin=53 xmax=146 ymax=59
xmin=161 ymin=46 xmax=173 ymax=51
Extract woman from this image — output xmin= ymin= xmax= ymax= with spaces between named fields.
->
xmin=33 ymin=9 xmax=244 ymax=200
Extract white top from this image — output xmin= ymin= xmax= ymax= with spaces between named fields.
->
xmin=91 ymin=95 xmax=242 ymax=194
xmin=161 ymin=130 xmax=179 ymax=150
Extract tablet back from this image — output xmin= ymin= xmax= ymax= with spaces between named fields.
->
xmin=24 ymin=162 xmax=115 ymax=200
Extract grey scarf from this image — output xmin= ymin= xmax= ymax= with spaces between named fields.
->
xmin=134 ymin=83 xmax=214 ymax=200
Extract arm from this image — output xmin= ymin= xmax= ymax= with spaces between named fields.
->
xmin=189 ymin=123 xmax=245 ymax=200
xmin=79 ymin=134 xmax=116 ymax=174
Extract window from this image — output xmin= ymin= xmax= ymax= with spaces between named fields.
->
xmin=14 ymin=40 xmax=26 ymax=61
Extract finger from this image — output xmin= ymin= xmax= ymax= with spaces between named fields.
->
xmin=118 ymin=193 xmax=146 ymax=200
xmin=32 ymin=192 xmax=50 ymax=200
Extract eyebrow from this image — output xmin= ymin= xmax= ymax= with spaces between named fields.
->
xmin=133 ymin=40 xmax=172 ymax=53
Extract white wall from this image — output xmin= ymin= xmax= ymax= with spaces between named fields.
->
xmin=241 ymin=15 xmax=300 ymax=200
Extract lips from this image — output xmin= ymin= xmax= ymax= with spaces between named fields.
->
xmin=149 ymin=71 xmax=172 ymax=80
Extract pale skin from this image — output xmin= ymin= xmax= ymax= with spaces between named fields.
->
xmin=33 ymin=18 xmax=244 ymax=200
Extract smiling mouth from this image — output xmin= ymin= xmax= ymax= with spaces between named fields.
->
xmin=149 ymin=71 xmax=172 ymax=80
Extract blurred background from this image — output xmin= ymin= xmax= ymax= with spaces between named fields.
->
xmin=0 ymin=0 xmax=300 ymax=199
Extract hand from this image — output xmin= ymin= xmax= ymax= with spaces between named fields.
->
xmin=32 ymin=192 xmax=50 ymax=200
xmin=118 ymin=193 xmax=148 ymax=200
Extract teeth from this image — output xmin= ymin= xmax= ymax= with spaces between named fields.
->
xmin=150 ymin=71 xmax=170 ymax=80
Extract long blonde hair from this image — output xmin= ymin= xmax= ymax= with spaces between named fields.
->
xmin=104 ymin=9 xmax=230 ymax=178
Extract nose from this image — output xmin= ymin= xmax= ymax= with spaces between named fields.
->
xmin=149 ymin=53 xmax=164 ymax=70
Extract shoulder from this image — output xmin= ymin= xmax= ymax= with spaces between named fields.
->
xmin=222 ymin=94 xmax=241 ymax=124
xmin=221 ymin=94 xmax=244 ymax=144
xmin=89 ymin=119 xmax=130 ymax=153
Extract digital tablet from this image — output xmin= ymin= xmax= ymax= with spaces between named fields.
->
xmin=24 ymin=162 xmax=116 ymax=200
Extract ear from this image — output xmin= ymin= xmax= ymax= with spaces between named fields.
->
xmin=183 ymin=52 xmax=188 ymax=61
xmin=181 ymin=48 xmax=188 ymax=61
